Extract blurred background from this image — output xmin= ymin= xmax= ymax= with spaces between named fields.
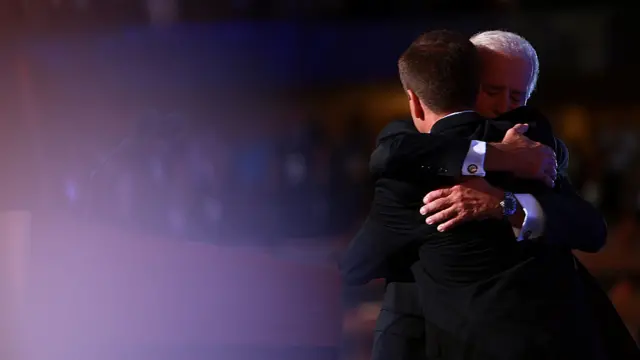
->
xmin=0 ymin=1 xmax=639 ymax=359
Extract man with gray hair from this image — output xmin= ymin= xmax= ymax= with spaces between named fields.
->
xmin=414 ymin=30 xmax=550 ymax=233
xmin=471 ymin=30 xmax=539 ymax=117
xmin=342 ymin=30 xmax=639 ymax=359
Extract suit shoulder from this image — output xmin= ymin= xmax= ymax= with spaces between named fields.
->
xmin=376 ymin=119 xmax=416 ymax=145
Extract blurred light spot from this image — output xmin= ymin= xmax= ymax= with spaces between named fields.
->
xmin=284 ymin=153 xmax=307 ymax=185
xmin=65 ymin=180 xmax=78 ymax=203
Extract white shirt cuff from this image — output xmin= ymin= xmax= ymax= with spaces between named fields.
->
xmin=461 ymin=140 xmax=487 ymax=177
xmin=513 ymin=194 xmax=546 ymax=242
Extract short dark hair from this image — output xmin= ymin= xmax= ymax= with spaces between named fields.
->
xmin=398 ymin=30 xmax=480 ymax=114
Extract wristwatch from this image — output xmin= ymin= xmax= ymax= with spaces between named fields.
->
xmin=500 ymin=192 xmax=517 ymax=217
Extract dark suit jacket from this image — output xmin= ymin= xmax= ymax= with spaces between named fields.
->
xmin=342 ymin=107 xmax=606 ymax=286
xmin=371 ymin=282 xmax=427 ymax=360
xmin=341 ymin=107 xmax=638 ymax=359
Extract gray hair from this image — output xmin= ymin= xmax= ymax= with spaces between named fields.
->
xmin=470 ymin=30 xmax=539 ymax=99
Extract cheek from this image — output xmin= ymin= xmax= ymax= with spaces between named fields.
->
xmin=511 ymin=98 xmax=527 ymax=110
xmin=474 ymin=93 xmax=495 ymax=118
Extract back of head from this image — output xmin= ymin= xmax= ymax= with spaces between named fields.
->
xmin=470 ymin=30 xmax=539 ymax=99
xmin=398 ymin=30 xmax=480 ymax=114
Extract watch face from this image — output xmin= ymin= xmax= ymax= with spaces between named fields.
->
xmin=503 ymin=193 xmax=517 ymax=216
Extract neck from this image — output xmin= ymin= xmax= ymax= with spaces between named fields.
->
xmin=419 ymin=108 xmax=472 ymax=133
xmin=437 ymin=108 xmax=473 ymax=118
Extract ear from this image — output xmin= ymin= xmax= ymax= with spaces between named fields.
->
xmin=407 ymin=89 xmax=425 ymax=121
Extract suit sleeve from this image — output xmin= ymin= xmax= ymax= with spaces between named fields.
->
xmin=370 ymin=130 xmax=472 ymax=180
xmin=339 ymin=217 xmax=393 ymax=285
xmin=532 ymin=138 xmax=607 ymax=253
xmin=340 ymin=184 xmax=426 ymax=285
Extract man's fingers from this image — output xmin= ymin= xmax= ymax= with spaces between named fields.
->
xmin=542 ymin=175 xmax=555 ymax=188
xmin=511 ymin=123 xmax=529 ymax=134
xmin=542 ymin=154 xmax=558 ymax=179
xmin=503 ymin=124 xmax=531 ymax=142
xmin=544 ymin=160 xmax=557 ymax=178
xmin=545 ymin=146 xmax=557 ymax=161
xmin=425 ymin=206 xmax=457 ymax=225
xmin=420 ymin=198 xmax=450 ymax=216
xmin=536 ymin=145 xmax=557 ymax=187
xmin=436 ymin=215 xmax=464 ymax=232
xmin=423 ymin=188 xmax=453 ymax=204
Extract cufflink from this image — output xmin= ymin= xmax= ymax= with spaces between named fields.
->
xmin=467 ymin=164 xmax=478 ymax=174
